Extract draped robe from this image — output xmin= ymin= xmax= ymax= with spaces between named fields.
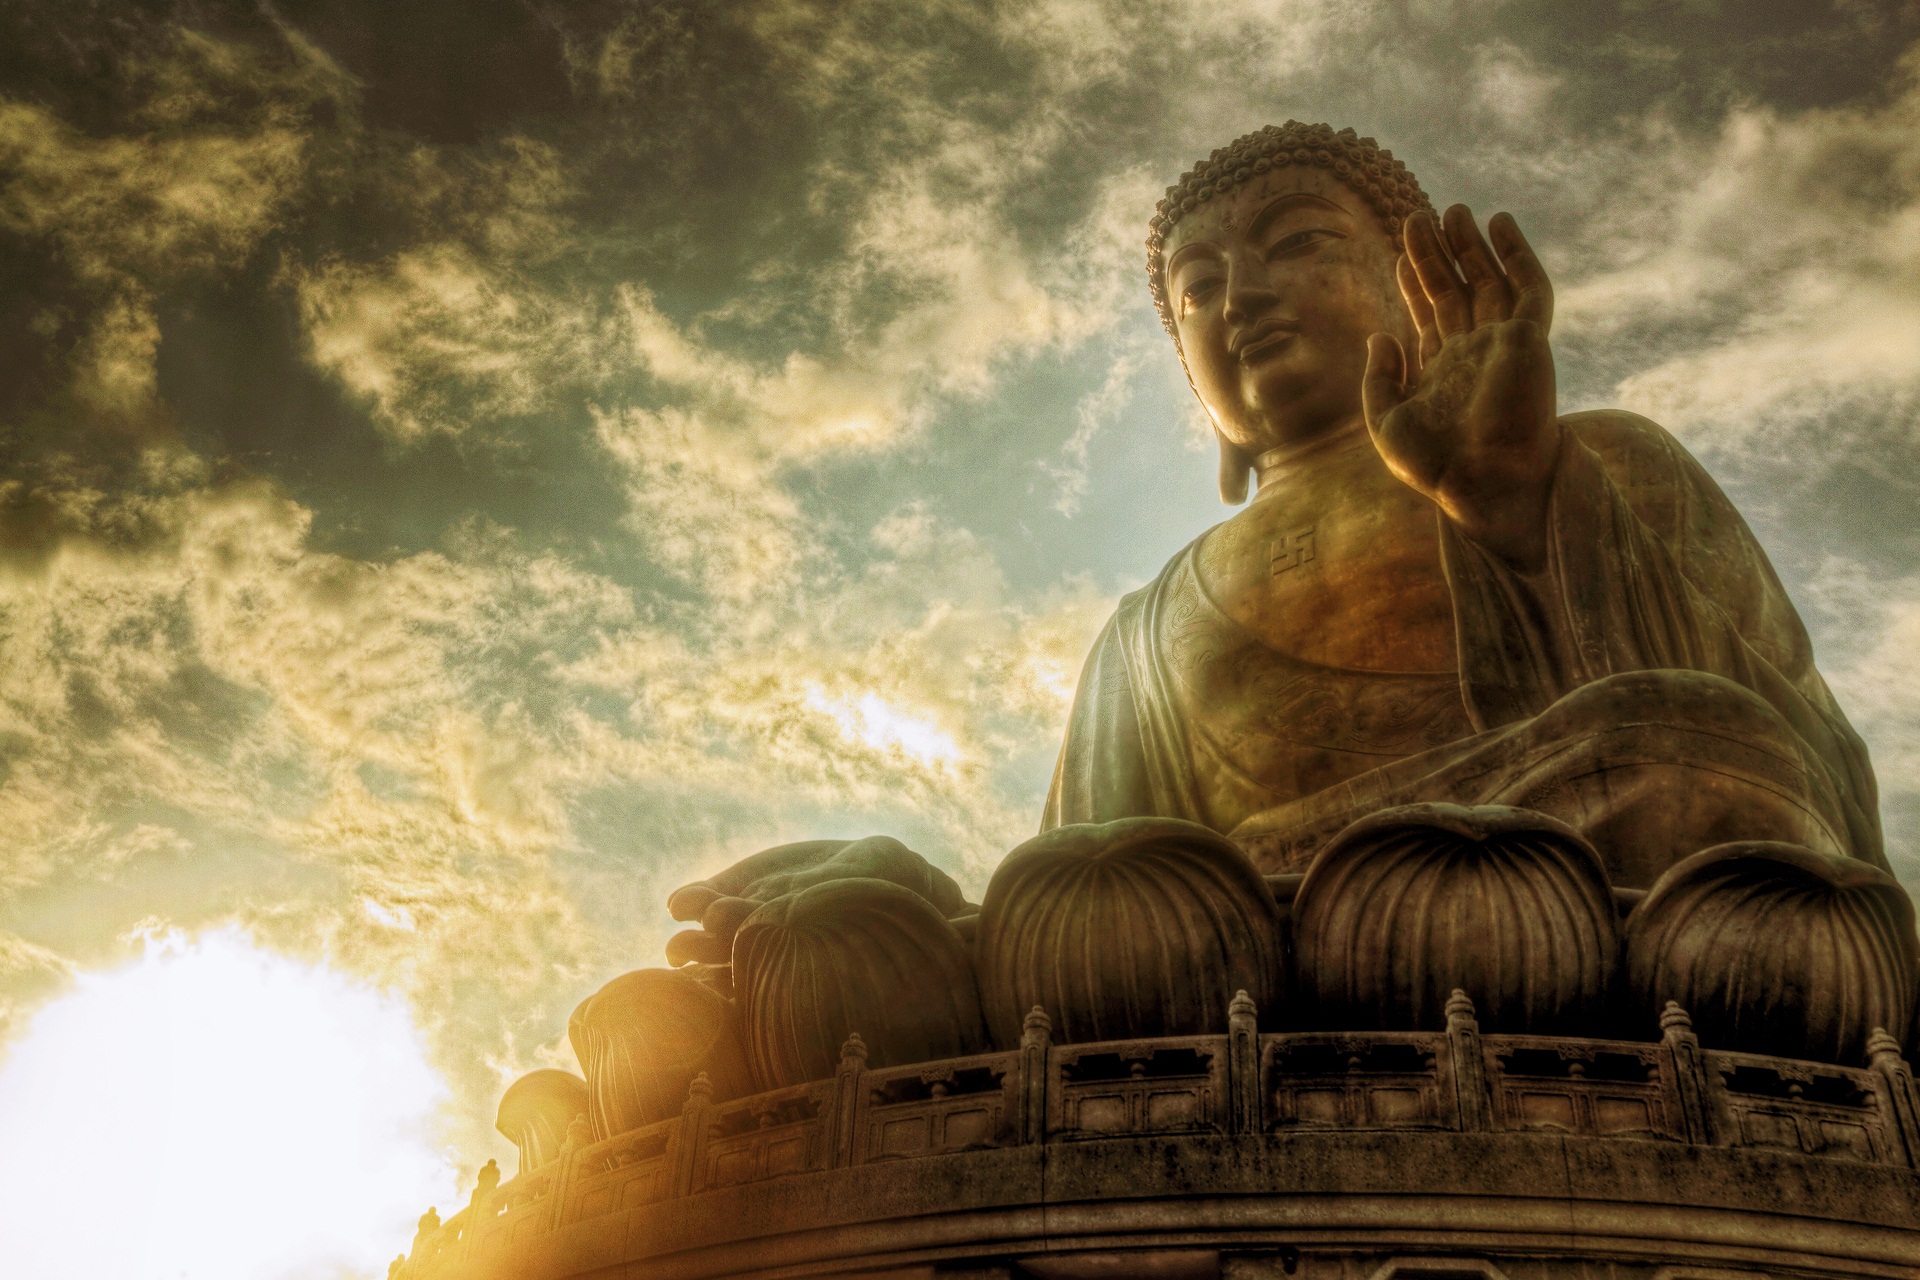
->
xmin=1042 ymin=411 xmax=1884 ymax=887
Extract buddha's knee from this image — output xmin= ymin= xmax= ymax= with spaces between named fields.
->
xmin=1541 ymin=670 xmax=1804 ymax=762
xmin=1510 ymin=671 xmax=1846 ymax=886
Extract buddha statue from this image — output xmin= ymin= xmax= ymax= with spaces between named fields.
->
xmin=445 ymin=124 xmax=1920 ymax=1280
xmin=1044 ymin=121 xmax=1883 ymax=889
xmin=497 ymin=123 xmax=1897 ymax=1141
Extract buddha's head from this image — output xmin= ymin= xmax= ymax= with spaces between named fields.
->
xmin=1148 ymin=123 xmax=1435 ymax=501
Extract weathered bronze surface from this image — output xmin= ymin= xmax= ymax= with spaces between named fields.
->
xmin=733 ymin=877 xmax=988 ymax=1090
xmin=566 ymin=967 xmax=751 ymax=1138
xmin=664 ymin=835 xmax=973 ymax=974
xmin=977 ymin=817 xmax=1285 ymax=1045
xmin=1292 ymin=803 xmax=1619 ymax=1035
xmin=493 ymin=1069 xmax=587 ymax=1176
xmin=1048 ymin=123 xmax=1881 ymax=890
xmin=1626 ymin=840 xmax=1919 ymax=1062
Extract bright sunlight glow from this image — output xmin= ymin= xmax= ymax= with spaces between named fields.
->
xmin=0 ymin=929 xmax=459 ymax=1280
xmin=809 ymin=688 xmax=963 ymax=768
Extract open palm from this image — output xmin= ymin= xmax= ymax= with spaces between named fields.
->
xmin=1362 ymin=207 xmax=1560 ymax=570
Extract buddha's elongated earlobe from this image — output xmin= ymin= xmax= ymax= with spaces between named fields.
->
xmin=1177 ymin=344 xmax=1251 ymax=506
xmin=1217 ymin=431 xmax=1251 ymax=505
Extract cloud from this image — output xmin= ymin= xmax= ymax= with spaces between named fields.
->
xmin=281 ymin=18 xmax=1160 ymax=602
xmin=0 ymin=11 xmax=1145 ymax=1176
xmin=592 ymin=404 xmax=808 ymax=598
xmin=0 ymin=28 xmax=345 ymax=420
xmin=0 ymin=35 xmax=328 ymax=286
xmin=1554 ymin=52 xmax=1920 ymax=454
xmin=0 ymin=466 xmax=624 ymax=1140
xmin=0 ymin=931 xmax=71 ymax=1043
xmin=562 ymin=498 xmax=1110 ymax=867
xmin=1828 ymin=586 xmax=1920 ymax=782
xmin=0 ymin=442 xmax=1110 ymax=1165
xmin=295 ymin=242 xmax=612 ymax=441
xmin=1800 ymin=558 xmax=1920 ymax=881
xmin=577 ymin=96 xmax=1157 ymax=598
xmin=1047 ymin=340 xmax=1146 ymax=516
xmin=290 ymin=138 xmax=603 ymax=441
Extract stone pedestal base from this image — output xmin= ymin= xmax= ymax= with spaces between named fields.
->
xmin=400 ymin=1014 xmax=1920 ymax=1280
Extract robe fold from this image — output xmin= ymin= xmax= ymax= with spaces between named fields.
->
xmin=1041 ymin=411 xmax=1883 ymax=886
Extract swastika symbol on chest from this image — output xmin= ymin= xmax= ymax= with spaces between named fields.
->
xmin=1270 ymin=525 xmax=1317 ymax=575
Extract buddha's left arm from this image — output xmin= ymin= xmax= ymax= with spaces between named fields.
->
xmin=1441 ymin=409 xmax=1883 ymax=860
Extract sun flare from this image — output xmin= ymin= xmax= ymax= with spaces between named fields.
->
xmin=808 ymin=688 xmax=964 ymax=769
xmin=0 ymin=930 xmax=459 ymax=1280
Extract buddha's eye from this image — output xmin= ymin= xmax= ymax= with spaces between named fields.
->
xmin=1179 ymin=274 xmax=1222 ymax=314
xmin=1265 ymin=227 xmax=1340 ymax=259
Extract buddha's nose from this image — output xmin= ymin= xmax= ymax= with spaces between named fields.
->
xmin=1222 ymin=269 xmax=1275 ymax=328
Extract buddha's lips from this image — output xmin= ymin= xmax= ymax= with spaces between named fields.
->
xmin=1235 ymin=325 xmax=1299 ymax=365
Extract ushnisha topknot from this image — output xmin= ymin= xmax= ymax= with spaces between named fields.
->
xmin=1147 ymin=122 xmax=1436 ymax=337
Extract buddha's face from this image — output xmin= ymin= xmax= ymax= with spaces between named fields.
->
xmin=1163 ymin=166 xmax=1411 ymax=457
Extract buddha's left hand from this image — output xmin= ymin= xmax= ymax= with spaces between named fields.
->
xmin=1361 ymin=206 xmax=1560 ymax=571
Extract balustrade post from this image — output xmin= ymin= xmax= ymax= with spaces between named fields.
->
xmin=543 ymin=1117 xmax=589 ymax=1232
xmin=472 ymin=1160 xmax=500 ymax=1216
xmin=444 ymin=1207 xmax=475 ymax=1266
xmin=455 ymin=1159 xmax=499 ymax=1262
xmin=1868 ymin=1028 xmax=1920 ymax=1167
xmin=406 ymin=1207 xmax=441 ymax=1276
xmin=671 ymin=1071 xmax=714 ymax=1197
xmin=1660 ymin=1002 xmax=1720 ymax=1146
xmin=830 ymin=1033 xmax=869 ymax=1168
xmin=1227 ymin=988 xmax=1260 ymax=1134
xmin=1019 ymin=1006 xmax=1052 ymax=1144
xmin=1445 ymin=989 xmax=1490 ymax=1132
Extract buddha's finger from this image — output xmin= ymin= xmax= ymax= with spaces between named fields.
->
xmin=1362 ymin=332 xmax=1411 ymax=432
xmin=1396 ymin=254 xmax=1440 ymax=367
xmin=1490 ymin=213 xmax=1554 ymax=333
xmin=1405 ymin=212 xmax=1471 ymax=337
xmin=1444 ymin=204 xmax=1514 ymax=327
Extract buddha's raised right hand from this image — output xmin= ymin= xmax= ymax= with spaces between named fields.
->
xmin=1361 ymin=206 xmax=1561 ymax=572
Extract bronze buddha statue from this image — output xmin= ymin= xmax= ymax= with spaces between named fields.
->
xmin=430 ymin=129 xmax=1920 ymax=1280
xmin=1044 ymin=121 xmax=1882 ymax=890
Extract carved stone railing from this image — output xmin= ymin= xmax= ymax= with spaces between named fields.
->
xmin=396 ymin=994 xmax=1920 ymax=1280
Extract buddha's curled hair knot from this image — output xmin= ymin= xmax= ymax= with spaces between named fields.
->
xmin=1146 ymin=122 xmax=1436 ymax=337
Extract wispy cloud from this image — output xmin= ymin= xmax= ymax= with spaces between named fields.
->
xmin=1556 ymin=53 xmax=1920 ymax=453
xmin=1047 ymin=341 xmax=1144 ymax=516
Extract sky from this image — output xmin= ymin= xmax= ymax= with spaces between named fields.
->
xmin=2 ymin=0 xmax=1919 ymax=1273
